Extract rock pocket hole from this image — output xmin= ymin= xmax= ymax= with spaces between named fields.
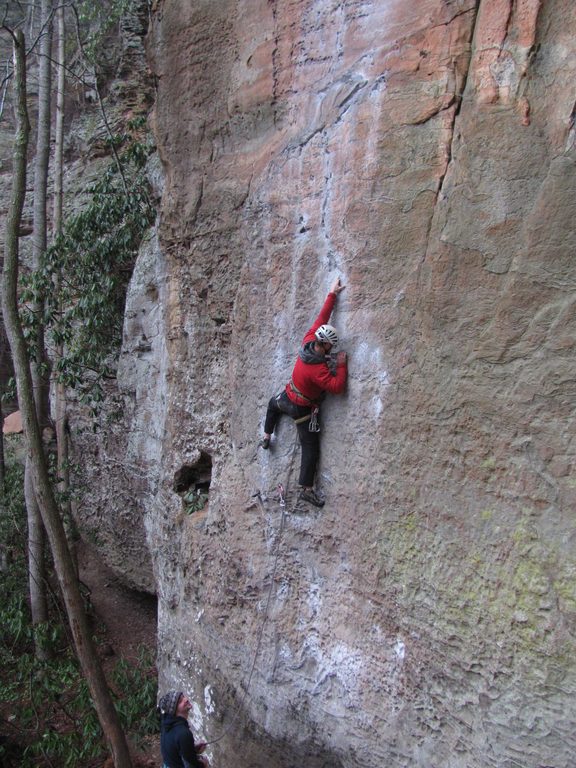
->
xmin=174 ymin=451 xmax=212 ymax=515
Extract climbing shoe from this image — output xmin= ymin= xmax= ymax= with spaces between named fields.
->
xmin=299 ymin=488 xmax=325 ymax=508
xmin=260 ymin=437 xmax=270 ymax=450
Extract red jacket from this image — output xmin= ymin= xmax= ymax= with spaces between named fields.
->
xmin=285 ymin=292 xmax=347 ymax=406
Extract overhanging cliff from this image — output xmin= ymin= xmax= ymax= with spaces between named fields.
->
xmin=74 ymin=1 xmax=576 ymax=766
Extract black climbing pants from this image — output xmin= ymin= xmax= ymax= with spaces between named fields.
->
xmin=264 ymin=390 xmax=320 ymax=488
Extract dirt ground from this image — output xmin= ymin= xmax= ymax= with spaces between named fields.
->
xmin=78 ymin=539 xmax=161 ymax=768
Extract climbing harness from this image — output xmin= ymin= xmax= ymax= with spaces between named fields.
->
xmin=288 ymin=379 xmax=317 ymax=406
xmin=308 ymin=405 xmax=320 ymax=433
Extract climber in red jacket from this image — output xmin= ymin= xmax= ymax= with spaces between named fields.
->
xmin=261 ymin=277 xmax=347 ymax=507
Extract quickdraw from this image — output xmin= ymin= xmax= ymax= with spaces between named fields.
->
xmin=293 ymin=405 xmax=320 ymax=432
xmin=308 ymin=406 xmax=320 ymax=433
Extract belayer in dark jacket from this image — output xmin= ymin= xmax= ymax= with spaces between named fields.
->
xmin=158 ymin=690 xmax=209 ymax=768
xmin=261 ymin=276 xmax=348 ymax=507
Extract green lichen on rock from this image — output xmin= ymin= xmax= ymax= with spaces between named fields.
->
xmin=377 ymin=506 xmax=576 ymax=678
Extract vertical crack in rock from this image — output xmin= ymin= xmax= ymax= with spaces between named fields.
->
xmin=269 ymin=0 xmax=281 ymax=126
xmin=434 ymin=3 xmax=480 ymax=204
xmin=567 ymin=101 xmax=576 ymax=151
xmin=500 ymin=0 xmax=514 ymax=51
xmin=515 ymin=0 xmax=543 ymax=127
xmin=191 ymin=176 xmax=204 ymax=224
xmin=422 ymin=2 xmax=481 ymax=260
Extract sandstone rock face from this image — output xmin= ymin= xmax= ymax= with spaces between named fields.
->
xmin=92 ymin=1 xmax=576 ymax=766
xmin=3 ymin=410 xmax=22 ymax=434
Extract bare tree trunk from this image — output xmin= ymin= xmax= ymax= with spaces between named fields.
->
xmin=26 ymin=464 xmax=48 ymax=630
xmin=2 ymin=29 xmax=132 ymax=768
xmin=0 ymin=395 xmax=4 ymax=489
xmin=31 ymin=0 xmax=51 ymax=421
xmin=0 ymin=333 xmax=6 ymax=490
xmin=52 ymin=3 xmax=64 ymax=237
xmin=28 ymin=0 xmax=53 ymax=658
xmin=52 ymin=0 xmax=78 ymax=574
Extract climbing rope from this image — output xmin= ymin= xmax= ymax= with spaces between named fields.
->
xmin=203 ymin=439 xmax=299 ymax=745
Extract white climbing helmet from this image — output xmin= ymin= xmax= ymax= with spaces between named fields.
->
xmin=315 ymin=324 xmax=338 ymax=347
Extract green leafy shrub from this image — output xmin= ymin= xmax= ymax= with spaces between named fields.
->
xmin=0 ymin=457 xmax=32 ymax=652
xmin=112 ymin=647 xmax=158 ymax=738
xmin=20 ymin=119 xmax=156 ymax=415
xmin=0 ymin=450 xmax=158 ymax=767
xmin=183 ymin=488 xmax=209 ymax=515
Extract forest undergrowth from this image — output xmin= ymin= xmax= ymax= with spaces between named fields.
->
xmin=0 ymin=438 xmax=159 ymax=768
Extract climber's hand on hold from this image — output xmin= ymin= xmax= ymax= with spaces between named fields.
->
xmin=337 ymin=351 xmax=347 ymax=364
xmin=330 ymin=276 xmax=345 ymax=294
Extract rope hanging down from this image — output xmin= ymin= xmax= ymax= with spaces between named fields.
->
xmin=204 ymin=439 xmax=299 ymax=745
